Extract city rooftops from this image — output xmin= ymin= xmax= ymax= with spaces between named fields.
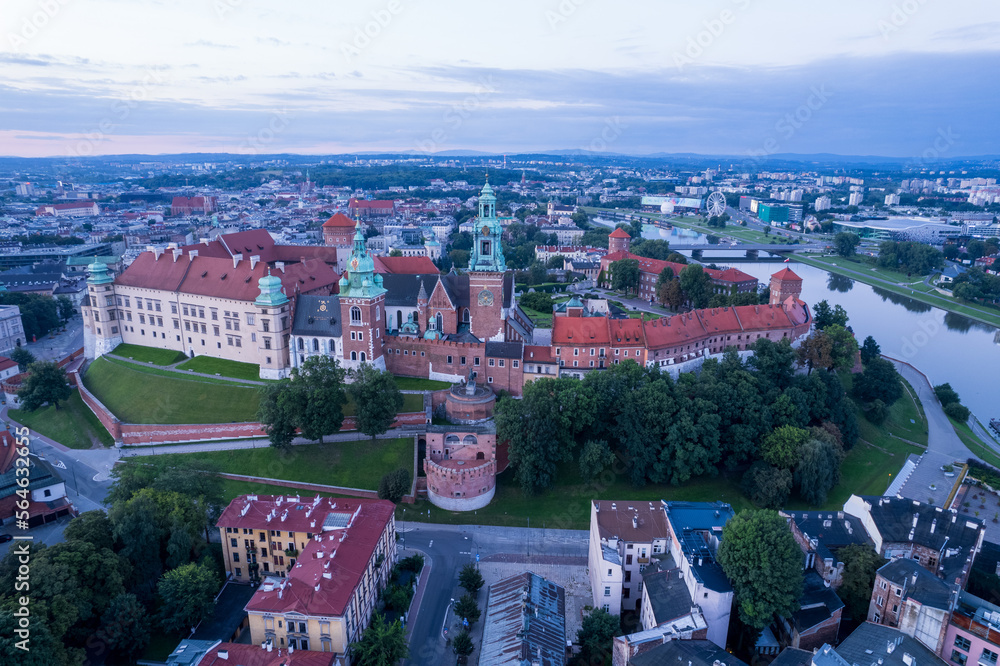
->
xmin=663 ymin=501 xmax=735 ymax=593
xmin=592 ymin=500 xmax=670 ymax=544
xmin=834 ymin=622 xmax=946 ymax=666
xmin=876 ymin=559 xmax=956 ymax=610
xmin=480 ymin=572 xmax=566 ymax=666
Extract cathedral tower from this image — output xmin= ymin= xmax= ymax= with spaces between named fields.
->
xmin=339 ymin=220 xmax=387 ymax=371
xmin=468 ymin=180 xmax=507 ymax=342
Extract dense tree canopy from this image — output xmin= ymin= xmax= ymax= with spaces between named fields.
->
xmin=834 ymin=232 xmax=860 ymax=258
xmin=347 ymin=364 xmax=405 ymax=440
xmin=877 ymin=240 xmax=944 ymax=275
xmin=718 ymin=510 xmax=804 ymax=632
xmin=17 ymin=361 xmax=72 ymax=411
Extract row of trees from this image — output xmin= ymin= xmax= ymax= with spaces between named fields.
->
xmin=0 ymin=460 xmax=227 ymax=664
xmin=257 ymin=358 xmax=404 ymax=449
xmin=951 ymin=267 xmax=1000 ymax=305
xmin=0 ymin=292 xmax=75 ymax=341
xmin=877 ymin=240 xmax=944 ymax=276
xmin=497 ymin=335 xmax=861 ymax=505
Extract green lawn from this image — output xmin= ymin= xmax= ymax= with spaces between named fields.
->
xmin=402 ymin=460 xmax=753 ymax=531
xmin=99 ymin=355 xmax=254 ymax=386
xmin=176 ymin=355 xmax=262 ymax=381
xmin=83 ymin=357 xmax=261 ymax=424
xmin=9 ymin=390 xmax=114 ymax=449
xmin=949 ymin=417 xmax=1000 ymax=469
xmin=393 ymin=376 xmax=452 ymax=391
xmin=151 ymin=437 xmax=414 ymax=491
xmin=219 ymin=478 xmax=349 ymax=503
xmin=521 ymin=306 xmax=553 ymax=329
xmin=854 ymin=378 xmax=929 ymax=448
xmin=110 ymin=343 xmax=187 ymax=366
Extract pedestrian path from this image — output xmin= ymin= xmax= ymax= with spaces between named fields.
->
xmin=104 ymin=353 xmax=269 ymax=386
xmin=122 ymin=427 xmax=418 ymax=456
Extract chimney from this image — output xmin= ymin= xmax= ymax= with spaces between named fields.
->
xmin=218 ymin=649 xmax=229 ymax=660
xmin=202 ymin=237 xmax=211 ymax=246
xmin=930 ymin=519 xmax=937 ymax=534
xmin=275 ymin=261 xmax=285 ymax=273
xmin=250 ymin=255 xmax=260 ymax=270
xmin=632 ymin=516 xmax=638 ymax=529
xmin=188 ymin=249 xmax=198 ymax=262
xmin=233 ymin=253 xmax=243 ymax=269
xmin=172 ymin=248 xmax=182 ymax=262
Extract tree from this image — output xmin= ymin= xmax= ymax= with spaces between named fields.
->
xmin=933 ymin=382 xmax=961 ymax=407
xmin=257 ymin=382 xmax=300 ymax=450
xmin=656 ymin=266 xmax=675 ymax=288
xmin=455 ymin=593 xmax=481 ymax=626
xmin=519 ymin=291 xmax=554 ymax=313
xmin=388 ymin=248 xmax=403 ymax=257
xmin=796 ymin=331 xmax=834 ymax=374
xmin=632 ymin=239 xmax=673 ymax=261
xmin=761 ymin=425 xmax=810 ymax=469
xmin=459 ymin=563 xmax=484 ymax=596
xmin=812 ymin=300 xmax=849 ymax=330
xmin=294 ymin=356 xmax=348 ymax=443
xmin=17 ymin=361 xmax=71 ymax=410
xmin=350 ymin=614 xmax=409 ymax=666
xmin=657 ymin=279 xmax=684 ymax=310
xmin=377 ymin=468 xmax=411 ymax=504
xmin=717 ymin=509 xmax=803 ymax=632
xmin=834 ymin=231 xmax=861 ymax=258
xmin=742 ymin=462 xmax=792 ymax=509
xmin=579 ymin=438 xmax=615 ymax=482
xmin=10 ymin=346 xmax=34 ymax=372
xmin=795 ymin=438 xmax=843 ymax=506
xmin=452 ymin=629 xmax=475 ymax=662
xmin=853 ymin=357 xmax=903 ymax=406
xmin=347 ymin=364 xmax=404 ymax=441
xmin=57 ymin=295 xmax=76 ymax=322
xmin=573 ymin=608 xmax=619 ymax=666
xmin=64 ymin=510 xmax=114 ymax=550
xmin=609 ymin=258 xmax=640 ymax=294
xmin=944 ymin=401 xmax=971 ymax=422
xmin=859 ymin=335 xmax=881 ymax=364
xmin=679 ymin=264 xmax=713 ymax=308
xmin=97 ymin=593 xmax=151 ymax=663
xmin=837 ymin=545 xmax=885 ymax=619
xmin=156 ymin=562 xmax=218 ymax=634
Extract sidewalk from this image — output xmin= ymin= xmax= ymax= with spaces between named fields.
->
xmin=105 ymin=352 xmax=268 ymax=386
xmin=122 ymin=428 xmax=418 ymax=455
xmin=403 ymin=549 xmax=432 ymax=644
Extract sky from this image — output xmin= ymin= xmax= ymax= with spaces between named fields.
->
xmin=2 ymin=0 xmax=1000 ymax=158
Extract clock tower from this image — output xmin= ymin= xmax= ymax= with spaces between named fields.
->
xmin=338 ymin=219 xmax=387 ymax=371
xmin=468 ymin=179 xmax=506 ymax=341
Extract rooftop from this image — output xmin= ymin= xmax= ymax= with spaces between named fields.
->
xmin=480 ymin=571 xmax=566 ymax=666
xmin=834 ymin=622 xmax=946 ymax=666
xmin=628 ymin=639 xmax=747 ymax=666
xmin=877 ymin=559 xmax=956 ymax=610
xmin=592 ymin=500 xmax=670 ymax=544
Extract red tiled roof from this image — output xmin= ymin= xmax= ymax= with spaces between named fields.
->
xmin=713 ymin=267 xmax=756 ymax=284
xmin=52 ymin=202 xmax=97 ymax=210
xmin=731 ymin=303 xmax=799 ymax=330
xmin=641 ymin=312 xmax=708 ymax=349
xmin=375 ymin=256 xmax=439 ymax=275
xmin=322 ymin=212 xmax=356 ymax=228
xmin=771 ymin=267 xmax=802 ymax=281
xmin=116 ymin=252 xmax=338 ymax=302
xmin=602 ymin=251 xmax=757 ymax=285
xmin=230 ymin=496 xmax=395 ymax=618
xmin=197 ymin=643 xmax=338 ymax=666
xmin=0 ymin=357 xmax=17 ymax=373
xmin=348 ymin=198 xmax=394 ymax=209
xmin=552 ymin=317 xmax=611 ymax=345
xmin=523 ymin=345 xmax=555 ymax=364
xmin=609 ymin=318 xmax=645 ymax=346
xmin=609 ymin=227 xmax=631 ymax=239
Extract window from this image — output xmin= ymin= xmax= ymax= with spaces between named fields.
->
xmin=171 ymin=303 xmax=177 ymax=314
xmin=262 ymin=319 xmax=270 ymax=332
xmin=573 ymin=348 xmax=579 ymax=357
xmin=499 ymin=359 xmax=504 ymax=367
xmin=233 ymin=553 xmax=240 ymax=562
xmin=513 ymin=360 xmax=518 ymax=368
xmin=489 ymin=358 xmax=495 ymax=367
xmin=876 ymin=595 xmax=884 ymax=606
xmin=447 ymin=355 xmax=453 ymax=364
xmin=461 ymin=356 xmax=466 ymax=365
xmin=235 ymin=567 xmax=242 ymax=577
xmin=474 ymin=357 xmax=480 ymax=366
xmin=604 ymin=586 xmax=611 ymax=596
xmin=951 ymin=651 xmax=968 ymax=666
xmin=983 ymin=649 xmax=999 ymax=666
xmin=246 ymin=314 xmax=255 ymax=325
xmin=487 ymin=376 xmax=493 ymax=383
xmin=351 ymin=306 xmax=362 ymax=324
xmin=954 ymin=636 xmax=971 ymax=651
xmin=264 ymin=338 xmax=272 ymax=350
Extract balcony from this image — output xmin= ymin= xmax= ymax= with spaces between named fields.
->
xmin=637 ymin=556 xmax=650 ymax=564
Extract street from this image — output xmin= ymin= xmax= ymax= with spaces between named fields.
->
xmin=398 ymin=521 xmax=588 ymax=665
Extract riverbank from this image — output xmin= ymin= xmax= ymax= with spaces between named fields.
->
xmin=793 ymin=254 xmax=1000 ymax=329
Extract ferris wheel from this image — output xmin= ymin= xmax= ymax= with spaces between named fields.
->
xmin=706 ymin=191 xmax=727 ymax=217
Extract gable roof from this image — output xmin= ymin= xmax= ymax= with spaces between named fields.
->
xmin=877 ymin=559 xmax=955 ymax=610
xmin=117 ymin=252 xmax=338 ymax=302
xmin=552 ymin=316 xmax=611 ymax=345
xmin=480 ymin=572 xmax=566 ymax=666
xmin=374 ymin=255 xmax=439 ymax=275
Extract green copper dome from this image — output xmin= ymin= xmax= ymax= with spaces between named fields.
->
xmin=87 ymin=258 xmax=114 ymax=286
xmin=255 ymin=269 xmax=288 ymax=307
xmin=340 ymin=219 xmax=386 ymax=299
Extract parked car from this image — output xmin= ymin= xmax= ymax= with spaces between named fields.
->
xmin=0 ymin=534 xmax=13 ymax=543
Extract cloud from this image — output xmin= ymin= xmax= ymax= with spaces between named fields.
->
xmin=185 ymin=40 xmax=237 ymax=49
xmin=1 ymin=51 xmax=999 ymax=157
xmin=932 ymin=22 xmax=1000 ymax=42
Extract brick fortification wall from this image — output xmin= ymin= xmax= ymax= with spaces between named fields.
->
xmin=385 ymin=335 xmax=523 ymax=396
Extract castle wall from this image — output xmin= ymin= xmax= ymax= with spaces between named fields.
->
xmin=384 ymin=335 xmax=523 ymax=396
xmin=423 ymin=458 xmax=497 ymax=511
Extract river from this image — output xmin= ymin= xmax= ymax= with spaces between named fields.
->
xmin=593 ymin=218 xmax=999 ymax=422
xmin=723 ymin=261 xmax=997 ymax=424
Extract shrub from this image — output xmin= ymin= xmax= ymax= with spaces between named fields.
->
xmin=378 ymin=468 xmax=411 ymax=503
xmin=944 ymin=401 xmax=970 ymax=422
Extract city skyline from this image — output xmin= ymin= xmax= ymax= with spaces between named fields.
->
xmin=2 ymin=1 xmax=1000 ymax=157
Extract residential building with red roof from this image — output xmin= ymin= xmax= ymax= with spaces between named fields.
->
xmin=171 ymin=196 xmax=217 ymax=216
xmin=217 ymin=494 xmax=396 ymax=657
xmin=34 ymin=201 xmax=100 ymax=217
xmin=347 ymin=198 xmax=394 ymax=218
xmin=601 ymin=250 xmax=758 ymax=303
xmin=166 ymin=640 xmax=342 ymax=666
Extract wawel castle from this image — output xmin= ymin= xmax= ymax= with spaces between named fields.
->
xmin=83 ymin=182 xmax=811 ymax=393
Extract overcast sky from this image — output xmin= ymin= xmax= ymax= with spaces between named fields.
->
xmin=2 ymin=0 xmax=999 ymax=158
